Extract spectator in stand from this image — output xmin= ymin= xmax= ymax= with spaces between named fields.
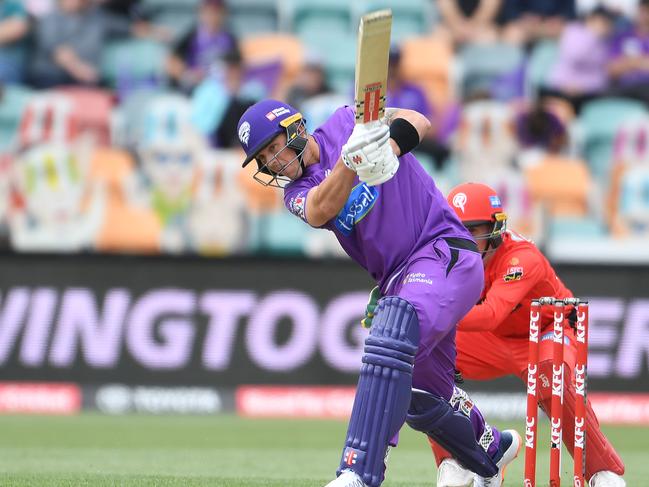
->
xmin=606 ymin=0 xmax=649 ymax=106
xmin=500 ymin=0 xmax=577 ymax=45
xmin=437 ymin=0 xmax=504 ymax=46
xmin=0 ymin=0 xmax=30 ymax=83
xmin=286 ymin=54 xmax=333 ymax=113
xmin=387 ymin=46 xmax=450 ymax=170
xmin=28 ymin=0 xmax=154 ymax=89
xmin=543 ymin=7 xmax=616 ymax=114
xmin=166 ymin=0 xmax=238 ymax=94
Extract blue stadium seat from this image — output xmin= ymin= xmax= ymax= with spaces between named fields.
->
xmin=300 ymin=32 xmax=356 ymax=96
xmin=101 ymin=39 xmax=169 ymax=92
xmin=526 ymin=40 xmax=559 ymax=96
xmin=459 ymin=43 xmax=524 ymax=99
xmin=226 ymin=0 xmax=279 ymax=37
xmin=260 ymin=211 xmax=310 ymax=255
xmin=0 ymin=84 xmax=33 ymax=151
xmin=579 ymin=98 xmax=648 ymax=180
xmin=361 ymin=0 xmax=434 ymax=41
xmin=287 ymin=0 xmax=355 ymax=38
xmin=549 ymin=216 xmax=606 ymax=239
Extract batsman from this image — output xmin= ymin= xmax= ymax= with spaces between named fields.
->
xmin=364 ymin=182 xmax=626 ymax=486
xmin=235 ymin=13 xmax=521 ymax=487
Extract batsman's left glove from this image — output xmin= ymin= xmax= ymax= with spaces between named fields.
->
xmin=361 ymin=286 xmax=382 ymax=329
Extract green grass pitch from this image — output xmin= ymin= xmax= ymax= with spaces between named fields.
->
xmin=0 ymin=414 xmax=646 ymax=486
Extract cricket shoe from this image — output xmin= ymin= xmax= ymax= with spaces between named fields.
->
xmin=589 ymin=471 xmax=626 ymax=487
xmin=473 ymin=429 xmax=521 ymax=487
xmin=436 ymin=458 xmax=474 ymax=487
xmin=323 ymin=469 xmax=368 ymax=487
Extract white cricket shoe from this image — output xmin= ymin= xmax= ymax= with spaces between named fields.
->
xmin=589 ymin=471 xmax=626 ymax=487
xmin=324 ymin=469 xmax=368 ymax=487
xmin=473 ymin=429 xmax=521 ymax=487
xmin=437 ymin=458 xmax=474 ymax=487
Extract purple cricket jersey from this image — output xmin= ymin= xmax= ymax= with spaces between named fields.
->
xmin=283 ymin=106 xmax=472 ymax=289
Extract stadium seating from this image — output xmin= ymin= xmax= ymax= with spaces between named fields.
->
xmin=526 ymin=40 xmax=559 ymax=97
xmin=226 ymin=0 xmax=279 ymax=37
xmin=579 ymin=97 xmax=648 ymax=181
xmin=361 ymin=0 xmax=434 ymax=41
xmin=458 ymin=43 xmax=524 ymax=100
xmin=285 ymin=0 xmax=355 ymax=39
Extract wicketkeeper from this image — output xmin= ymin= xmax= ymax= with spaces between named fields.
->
xmin=236 ymin=100 xmax=520 ymax=487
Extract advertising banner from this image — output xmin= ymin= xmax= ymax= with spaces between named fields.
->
xmin=0 ymin=255 xmax=647 ymax=392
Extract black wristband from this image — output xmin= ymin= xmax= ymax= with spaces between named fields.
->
xmin=389 ymin=118 xmax=420 ymax=155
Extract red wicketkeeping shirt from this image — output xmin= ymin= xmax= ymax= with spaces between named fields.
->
xmin=458 ymin=230 xmax=573 ymax=338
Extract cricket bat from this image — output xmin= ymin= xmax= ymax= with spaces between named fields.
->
xmin=354 ymin=9 xmax=392 ymax=126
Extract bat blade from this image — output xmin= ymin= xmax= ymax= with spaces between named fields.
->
xmin=354 ymin=9 xmax=392 ymax=125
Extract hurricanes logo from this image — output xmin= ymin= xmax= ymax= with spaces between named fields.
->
xmin=452 ymin=192 xmax=467 ymax=213
xmin=238 ymin=121 xmax=251 ymax=146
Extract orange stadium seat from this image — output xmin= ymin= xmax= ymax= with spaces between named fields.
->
xmin=525 ymin=156 xmax=592 ymax=217
xmin=240 ymin=34 xmax=304 ymax=98
xmin=400 ymin=35 xmax=454 ymax=110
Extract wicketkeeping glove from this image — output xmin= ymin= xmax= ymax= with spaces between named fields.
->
xmin=361 ymin=286 xmax=382 ymax=329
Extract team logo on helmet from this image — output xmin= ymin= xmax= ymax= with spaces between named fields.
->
xmin=452 ymin=192 xmax=467 ymax=213
xmin=238 ymin=121 xmax=251 ymax=146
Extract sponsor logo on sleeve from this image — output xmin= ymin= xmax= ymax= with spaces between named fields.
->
xmin=503 ymin=266 xmax=524 ymax=282
xmin=334 ymin=183 xmax=378 ymax=236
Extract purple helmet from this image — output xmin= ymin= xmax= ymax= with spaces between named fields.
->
xmin=237 ymin=99 xmax=308 ymax=187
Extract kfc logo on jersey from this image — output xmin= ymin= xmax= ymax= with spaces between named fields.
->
xmin=452 ymin=192 xmax=467 ymax=213
xmin=238 ymin=122 xmax=251 ymax=146
xmin=503 ymin=266 xmax=524 ymax=282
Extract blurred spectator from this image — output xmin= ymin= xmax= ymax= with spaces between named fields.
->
xmin=97 ymin=0 xmax=142 ymax=19
xmin=437 ymin=0 xmax=504 ymax=46
xmin=28 ymin=0 xmax=150 ymax=89
xmin=543 ymin=7 xmax=615 ymax=113
xmin=166 ymin=0 xmax=238 ymax=93
xmin=606 ymin=0 xmax=649 ymax=105
xmin=386 ymin=46 xmax=450 ymax=169
xmin=0 ymin=0 xmax=30 ymax=83
xmin=500 ymin=0 xmax=577 ymax=45
xmin=191 ymin=50 xmax=255 ymax=149
xmin=286 ymin=54 xmax=332 ymax=112
xmin=515 ymin=101 xmax=568 ymax=155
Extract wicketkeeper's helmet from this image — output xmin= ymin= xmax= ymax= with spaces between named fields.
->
xmin=447 ymin=182 xmax=507 ymax=251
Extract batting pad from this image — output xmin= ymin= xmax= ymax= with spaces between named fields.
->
xmin=337 ymin=296 xmax=419 ymax=487
xmin=406 ymin=389 xmax=499 ymax=478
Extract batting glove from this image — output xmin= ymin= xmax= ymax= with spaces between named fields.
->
xmin=361 ymin=286 xmax=382 ymax=329
xmin=341 ymin=123 xmax=390 ymax=173
xmin=356 ymin=137 xmax=399 ymax=186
